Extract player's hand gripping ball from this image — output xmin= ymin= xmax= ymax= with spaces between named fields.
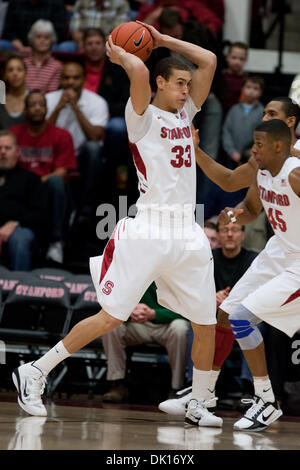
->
xmin=111 ymin=21 xmax=153 ymax=62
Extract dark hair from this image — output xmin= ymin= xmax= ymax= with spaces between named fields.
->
xmin=272 ymin=96 xmax=300 ymax=129
xmin=5 ymin=55 xmax=27 ymax=71
xmin=154 ymin=57 xmax=191 ymax=82
xmin=255 ymin=119 xmax=291 ymax=147
xmin=83 ymin=28 xmax=106 ymax=43
xmin=158 ymin=8 xmax=183 ymax=29
xmin=244 ymin=74 xmax=265 ymax=91
xmin=228 ymin=42 xmax=248 ymax=55
xmin=25 ymin=90 xmax=46 ymax=108
xmin=204 ymin=220 xmax=218 ymax=231
xmin=62 ymin=61 xmax=85 ymax=76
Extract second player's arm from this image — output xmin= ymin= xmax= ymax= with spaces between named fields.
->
xmin=219 ymin=180 xmax=263 ymax=226
xmin=194 ymin=141 xmax=257 ymax=191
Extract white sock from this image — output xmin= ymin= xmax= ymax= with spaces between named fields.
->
xmin=253 ymin=376 xmax=275 ymax=403
xmin=192 ymin=368 xmax=213 ymax=401
xmin=33 ymin=341 xmax=71 ymax=376
xmin=209 ymin=369 xmax=220 ymax=393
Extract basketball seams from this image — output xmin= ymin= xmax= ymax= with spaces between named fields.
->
xmin=111 ymin=22 xmax=153 ymax=62
xmin=122 ymin=25 xmax=144 ymax=49
xmin=132 ymin=36 xmax=153 ymax=54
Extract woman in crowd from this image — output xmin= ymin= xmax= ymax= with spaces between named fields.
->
xmin=0 ymin=56 xmax=28 ymax=130
xmin=24 ymin=20 xmax=63 ymax=94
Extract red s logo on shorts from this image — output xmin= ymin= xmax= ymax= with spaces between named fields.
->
xmin=102 ymin=280 xmax=114 ymax=295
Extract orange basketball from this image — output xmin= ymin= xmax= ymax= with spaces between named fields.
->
xmin=111 ymin=21 xmax=153 ymax=62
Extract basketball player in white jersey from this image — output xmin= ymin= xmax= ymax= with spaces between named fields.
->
xmin=12 ymin=23 xmax=222 ymax=427
xmin=217 ymin=119 xmax=300 ymax=431
xmin=159 ymin=97 xmax=300 ymax=418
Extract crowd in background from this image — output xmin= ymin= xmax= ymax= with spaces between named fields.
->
xmin=0 ymin=0 xmax=300 ymax=410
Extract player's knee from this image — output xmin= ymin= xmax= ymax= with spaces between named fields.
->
xmin=229 ymin=304 xmax=263 ymax=350
xmin=192 ymin=322 xmax=216 ymax=341
xmin=97 ymin=309 xmax=123 ymax=330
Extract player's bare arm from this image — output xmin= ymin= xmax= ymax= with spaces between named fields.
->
xmin=219 ymin=179 xmax=262 ymax=226
xmin=142 ymin=22 xmax=216 ymax=108
xmin=192 ymin=127 xmax=257 ymax=191
xmin=289 ymin=166 xmax=300 ymax=196
xmin=106 ymin=35 xmax=151 ymax=115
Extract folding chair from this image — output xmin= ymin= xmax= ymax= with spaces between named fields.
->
xmin=0 ymin=276 xmax=72 ymax=358
xmin=0 ymin=271 xmax=37 ymax=301
xmin=31 ymin=267 xmax=74 ymax=283
xmin=64 ymin=274 xmax=93 ymax=305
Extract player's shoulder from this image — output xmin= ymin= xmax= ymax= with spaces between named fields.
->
xmin=125 ymin=97 xmax=153 ymax=118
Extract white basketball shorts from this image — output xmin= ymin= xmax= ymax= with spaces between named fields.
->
xmin=220 ymin=236 xmax=300 ymax=337
xmin=90 ymin=213 xmax=216 ymax=324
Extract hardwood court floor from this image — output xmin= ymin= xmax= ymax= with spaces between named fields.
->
xmin=1 ymin=398 xmax=300 ymax=450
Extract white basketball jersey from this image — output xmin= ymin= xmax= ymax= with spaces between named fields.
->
xmin=257 ymin=157 xmax=300 ymax=254
xmin=125 ymin=96 xmax=199 ymax=214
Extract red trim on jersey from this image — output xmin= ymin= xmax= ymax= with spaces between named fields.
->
xmin=129 ymin=143 xmax=147 ymax=181
xmin=281 ymin=288 xmax=300 ymax=306
xmin=99 ymin=229 xmax=116 ymax=284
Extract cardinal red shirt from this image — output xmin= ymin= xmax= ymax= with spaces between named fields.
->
xmin=10 ymin=123 xmax=77 ymax=177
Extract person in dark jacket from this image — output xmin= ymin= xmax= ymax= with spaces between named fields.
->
xmin=0 ymin=130 xmax=47 ymax=270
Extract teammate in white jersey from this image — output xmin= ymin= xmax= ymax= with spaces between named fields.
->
xmin=159 ymin=97 xmax=300 ymax=418
xmin=12 ymin=23 xmax=222 ymax=427
xmin=217 ymin=119 xmax=300 ymax=431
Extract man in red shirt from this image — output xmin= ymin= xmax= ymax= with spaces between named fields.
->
xmin=10 ymin=91 xmax=77 ymax=264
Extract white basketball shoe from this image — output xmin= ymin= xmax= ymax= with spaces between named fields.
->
xmin=158 ymin=386 xmax=217 ymax=416
xmin=234 ymin=395 xmax=282 ymax=431
xmin=185 ymin=399 xmax=223 ymax=428
xmin=12 ymin=362 xmax=47 ymax=417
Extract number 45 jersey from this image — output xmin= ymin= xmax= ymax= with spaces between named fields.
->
xmin=125 ymin=96 xmax=199 ymax=214
xmin=257 ymin=156 xmax=300 ymax=255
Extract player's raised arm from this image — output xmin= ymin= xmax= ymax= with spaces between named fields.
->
xmin=289 ymin=166 xmax=300 ymax=196
xmin=106 ymin=35 xmax=151 ymax=115
xmin=142 ymin=23 xmax=216 ymax=108
xmin=192 ymin=127 xmax=257 ymax=191
xmin=219 ymin=180 xmax=263 ymax=226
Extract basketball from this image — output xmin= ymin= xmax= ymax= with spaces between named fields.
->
xmin=111 ymin=21 xmax=153 ymax=62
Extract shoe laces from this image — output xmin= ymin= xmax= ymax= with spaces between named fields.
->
xmin=188 ymin=398 xmax=217 ymax=417
xmin=26 ymin=376 xmax=47 ymax=404
xmin=241 ymin=396 xmax=264 ymax=420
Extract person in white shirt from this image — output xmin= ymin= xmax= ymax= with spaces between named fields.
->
xmin=12 ymin=22 xmax=222 ymax=429
xmin=46 ymin=62 xmax=109 ymax=223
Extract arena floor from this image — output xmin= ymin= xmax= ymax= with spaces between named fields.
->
xmin=1 ymin=396 xmax=300 ymax=451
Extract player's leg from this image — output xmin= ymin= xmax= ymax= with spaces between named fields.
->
xmin=13 ymin=217 xmax=161 ymax=416
xmin=12 ymin=309 xmax=122 ymax=416
xmin=212 ymin=237 xmax=285 ymax=379
xmin=228 ymin=303 xmax=282 ymax=431
xmin=157 ymin=226 xmax=222 ymax=426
